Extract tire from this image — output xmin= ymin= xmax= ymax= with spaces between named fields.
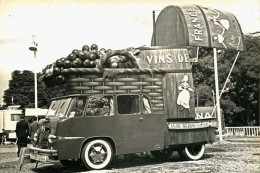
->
xmin=178 ymin=144 xmax=205 ymax=161
xmin=150 ymin=149 xmax=174 ymax=160
xmin=81 ymin=139 xmax=113 ymax=170
xmin=60 ymin=159 xmax=82 ymax=167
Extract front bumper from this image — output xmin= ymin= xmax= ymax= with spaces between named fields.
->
xmin=28 ymin=146 xmax=58 ymax=162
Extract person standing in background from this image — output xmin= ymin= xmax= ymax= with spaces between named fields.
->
xmin=1 ymin=129 xmax=7 ymax=145
xmin=16 ymin=115 xmax=29 ymax=157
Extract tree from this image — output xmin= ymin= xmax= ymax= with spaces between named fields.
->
xmin=224 ymin=33 xmax=259 ymax=126
xmin=192 ymin=32 xmax=259 ymax=126
xmin=3 ymin=70 xmax=50 ymax=109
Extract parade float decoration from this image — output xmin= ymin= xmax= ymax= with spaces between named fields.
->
xmin=19 ymin=4 xmax=244 ymax=171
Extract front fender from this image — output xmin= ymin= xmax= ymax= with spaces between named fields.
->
xmin=53 ymin=137 xmax=84 ymax=160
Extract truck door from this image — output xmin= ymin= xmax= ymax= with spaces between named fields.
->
xmin=142 ymin=95 xmax=165 ymax=151
xmin=115 ymin=95 xmax=144 ymax=154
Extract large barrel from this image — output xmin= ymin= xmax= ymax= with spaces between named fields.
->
xmin=151 ymin=5 xmax=244 ymax=51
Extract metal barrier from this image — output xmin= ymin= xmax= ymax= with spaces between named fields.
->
xmin=225 ymin=126 xmax=260 ymax=136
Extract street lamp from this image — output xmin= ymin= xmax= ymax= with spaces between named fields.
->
xmin=29 ymin=35 xmax=38 ymax=118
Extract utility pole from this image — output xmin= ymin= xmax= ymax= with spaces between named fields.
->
xmin=29 ymin=35 xmax=38 ymax=119
xmin=213 ymin=48 xmax=223 ymax=141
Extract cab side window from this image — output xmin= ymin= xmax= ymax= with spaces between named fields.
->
xmin=68 ymin=97 xmax=87 ymax=117
xmin=86 ymin=96 xmax=114 ymax=116
xmin=57 ymin=98 xmax=72 ymax=117
xmin=117 ymin=95 xmax=139 ymax=114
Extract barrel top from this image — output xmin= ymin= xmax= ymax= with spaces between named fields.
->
xmin=152 ymin=5 xmax=244 ymax=51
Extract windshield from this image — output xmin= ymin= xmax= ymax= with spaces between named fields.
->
xmin=46 ymin=98 xmax=72 ymax=117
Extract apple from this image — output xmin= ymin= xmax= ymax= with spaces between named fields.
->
xmin=82 ymin=45 xmax=90 ymax=51
xmin=96 ymin=51 xmax=103 ymax=59
xmin=66 ymin=53 xmax=76 ymax=61
xmin=56 ymin=58 xmax=64 ymax=67
xmin=83 ymin=59 xmax=90 ymax=68
xmin=72 ymin=49 xmax=79 ymax=56
xmin=89 ymin=52 xmax=97 ymax=61
xmin=90 ymin=44 xmax=98 ymax=50
xmin=64 ymin=60 xmax=72 ymax=68
xmin=73 ymin=58 xmax=82 ymax=68
xmin=53 ymin=67 xmax=61 ymax=76
xmin=90 ymin=60 xmax=96 ymax=68
xmin=78 ymin=50 xmax=85 ymax=60
xmin=82 ymin=51 xmax=90 ymax=60
xmin=111 ymin=62 xmax=118 ymax=68
xmin=56 ymin=75 xmax=65 ymax=84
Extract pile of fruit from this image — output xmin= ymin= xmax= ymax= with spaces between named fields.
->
xmin=45 ymin=44 xmax=107 ymax=75
xmin=42 ymin=44 xmax=137 ymax=85
xmin=103 ymin=55 xmax=135 ymax=68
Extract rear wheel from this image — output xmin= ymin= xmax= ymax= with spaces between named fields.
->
xmin=81 ymin=139 xmax=113 ymax=170
xmin=178 ymin=144 xmax=205 ymax=161
xmin=150 ymin=149 xmax=174 ymax=160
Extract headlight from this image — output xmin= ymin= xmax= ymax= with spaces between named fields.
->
xmin=48 ymin=134 xmax=57 ymax=143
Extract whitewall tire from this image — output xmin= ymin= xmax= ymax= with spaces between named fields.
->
xmin=81 ymin=139 xmax=113 ymax=170
xmin=178 ymin=144 xmax=205 ymax=161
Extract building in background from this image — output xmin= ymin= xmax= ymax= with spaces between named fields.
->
xmin=0 ymin=106 xmax=48 ymax=142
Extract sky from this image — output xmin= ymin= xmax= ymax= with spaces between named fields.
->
xmin=0 ymin=0 xmax=259 ymax=105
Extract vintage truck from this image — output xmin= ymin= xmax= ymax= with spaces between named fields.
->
xmin=25 ymin=47 xmax=217 ymax=170
xmin=23 ymin=4 xmax=243 ymax=170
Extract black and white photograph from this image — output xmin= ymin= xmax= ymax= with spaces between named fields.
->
xmin=0 ymin=0 xmax=259 ymax=172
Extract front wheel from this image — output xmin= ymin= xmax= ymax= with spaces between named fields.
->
xmin=178 ymin=144 xmax=205 ymax=161
xmin=81 ymin=139 xmax=113 ymax=170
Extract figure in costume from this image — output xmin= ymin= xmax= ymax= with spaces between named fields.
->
xmin=177 ymin=75 xmax=194 ymax=114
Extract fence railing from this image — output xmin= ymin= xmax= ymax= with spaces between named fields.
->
xmin=225 ymin=126 xmax=260 ymax=136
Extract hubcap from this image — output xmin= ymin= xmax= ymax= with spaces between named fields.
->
xmin=89 ymin=144 xmax=107 ymax=164
xmin=187 ymin=145 xmax=202 ymax=155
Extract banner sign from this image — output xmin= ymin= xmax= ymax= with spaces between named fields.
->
xmin=137 ymin=48 xmax=192 ymax=70
xmin=167 ymin=120 xmax=217 ymax=129
xmin=195 ymin=111 xmax=217 ymax=120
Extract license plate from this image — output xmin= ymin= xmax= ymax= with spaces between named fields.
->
xmin=30 ymin=153 xmax=48 ymax=162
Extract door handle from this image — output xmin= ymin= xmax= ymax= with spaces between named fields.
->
xmin=139 ymin=117 xmax=144 ymax=121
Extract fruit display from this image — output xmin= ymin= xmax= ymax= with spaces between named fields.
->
xmin=42 ymin=44 xmax=140 ymax=85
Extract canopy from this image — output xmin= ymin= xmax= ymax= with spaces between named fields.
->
xmin=151 ymin=5 xmax=244 ymax=51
